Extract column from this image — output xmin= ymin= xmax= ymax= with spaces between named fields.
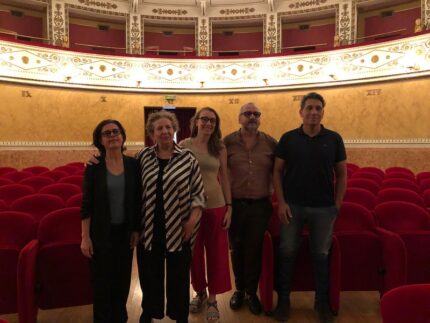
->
xmin=336 ymin=0 xmax=356 ymax=45
xmin=127 ymin=14 xmax=142 ymax=55
xmin=48 ymin=0 xmax=68 ymax=47
xmin=422 ymin=0 xmax=430 ymax=30
xmin=264 ymin=13 xmax=279 ymax=54
xmin=197 ymin=17 xmax=211 ymax=56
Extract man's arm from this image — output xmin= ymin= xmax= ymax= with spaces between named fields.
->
xmin=334 ymin=160 xmax=347 ymax=210
xmin=273 ymin=157 xmax=292 ymax=224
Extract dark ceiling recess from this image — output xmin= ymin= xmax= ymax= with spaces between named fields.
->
xmin=223 ymin=31 xmax=234 ymax=36
xmin=163 ymin=31 xmax=173 ymax=36
xmin=10 ymin=10 xmax=23 ymax=17
xmin=299 ymin=24 xmax=310 ymax=30
xmin=381 ymin=10 xmax=394 ymax=17
xmin=98 ymin=25 xmax=109 ymax=31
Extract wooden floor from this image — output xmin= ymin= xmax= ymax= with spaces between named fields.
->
xmin=1 ymin=254 xmax=382 ymax=323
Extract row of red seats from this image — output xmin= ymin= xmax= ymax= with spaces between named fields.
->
xmin=0 ymin=162 xmax=85 ymax=176
xmin=0 ymin=207 xmax=92 ymax=322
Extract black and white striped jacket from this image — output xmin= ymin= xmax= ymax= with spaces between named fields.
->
xmin=136 ymin=144 xmax=206 ymax=252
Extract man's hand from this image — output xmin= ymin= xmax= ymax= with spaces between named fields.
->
xmin=81 ymin=236 xmax=93 ymax=258
xmin=277 ymin=201 xmax=292 ymax=225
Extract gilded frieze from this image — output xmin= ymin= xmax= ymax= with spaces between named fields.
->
xmin=339 ymin=3 xmax=351 ymax=45
xmin=288 ymin=0 xmax=327 ymax=9
xmin=266 ymin=14 xmax=277 ymax=54
xmin=77 ymin=0 xmax=118 ymax=9
xmin=129 ymin=15 xmax=141 ymax=55
xmin=219 ymin=8 xmax=255 ymax=15
xmin=152 ymin=8 xmax=188 ymax=16
xmin=198 ymin=18 xmax=209 ymax=56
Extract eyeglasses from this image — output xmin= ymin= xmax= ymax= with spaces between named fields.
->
xmin=198 ymin=117 xmax=217 ymax=125
xmin=101 ymin=129 xmax=121 ymax=137
xmin=241 ymin=111 xmax=261 ymax=118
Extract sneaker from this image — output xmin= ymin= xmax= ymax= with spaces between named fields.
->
xmin=229 ymin=290 xmax=244 ymax=310
xmin=315 ymin=302 xmax=335 ymax=323
xmin=246 ymin=293 xmax=262 ymax=315
xmin=189 ymin=290 xmax=208 ymax=313
xmin=273 ymin=300 xmax=290 ymax=322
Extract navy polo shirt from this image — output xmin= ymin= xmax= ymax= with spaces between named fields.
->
xmin=275 ymin=125 xmax=346 ymax=207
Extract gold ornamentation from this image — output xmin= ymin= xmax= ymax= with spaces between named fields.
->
xmin=53 ymin=3 xmax=65 ymax=47
xmin=339 ymin=3 xmax=351 ymax=45
xmin=266 ymin=14 xmax=277 ymax=54
xmin=152 ymin=8 xmax=187 ymax=16
xmin=130 ymin=15 xmax=141 ymax=54
xmin=220 ymin=8 xmax=255 ymax=15
xmin=78 ymin=0 xmax=117 ymax=9
xmin=199 ymin=18 xmax=209 ymax=56
xmin=415 ymin=18 xmax=423 ymax=33
xmin=289 ymin=0 xmax=327 ymax=9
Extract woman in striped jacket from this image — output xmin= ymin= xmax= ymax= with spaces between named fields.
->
xmin=136 ymin=110 xmax=205 ymax=323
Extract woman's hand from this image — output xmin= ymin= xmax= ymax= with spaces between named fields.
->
xmin=182 ymin=217 xmax=196 ymax=241
xmin=81 ymin=236 xmax=93 ymax=258
xmin=222 ymin=206 xmax=232 ymax=230
xmin=130 ymin=232 xmax=140 ymax=249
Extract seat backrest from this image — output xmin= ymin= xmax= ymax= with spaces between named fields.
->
xmin=39 ymin=170 xmax=68 ymax=181
xmin=2 ymin=171 xmax=33 ymax=182
xmin=375 ymin=201 xmax=430 ymax=232
xmin=22 ymin=166 xmax=50 ymax=175
xmin=9 ymin=194 xmax=64 ymax=222
xmin=66 ymin=193 xmax=83 ymax=207
xmin=0 ymin=211 xmax=36 ymax=247
xmin=380 ymin=283 xmax=430 ymax=323
xmin=343 ymin=188 xmax=377 ymax=211
xmin=0 ymin=200 xmax=7 ymax=212
xmin=53 ymin=165 xmax=79 ymax=175
xmin=66 ymin=162 xmax=85 ymax=170
xmin=0 ymin=184 xmax=35 ymax=206
xmin=58 ymin=175 xmax=83 ymax=188
xmin=347 ymin=178 xmax=381 ymax=195
xmin=424 ymin=189 xmax=430 ymax=208
xmin=19 ymin=176 xmax=55 ymax=192
xmin=39 ymin=183 xmax=81 ymax=202
xmin=416 ymin=172 xmax=430 ymax=184
xmin=351 ymin=171 xmax=383 ymax=184
xmin=377 ymin=188 xmax=426 ymax=208
xmin=0 ymin=177 xmax=13 ymax=187
xmin=385 ymin=167 xmax=415 ymax=176
xmin=334 ymin=202 xmax=376 ymax=232
xmin=358 ymin=166 xmax=384 ymax=179
xmin=419 ymin=178 xmax=430 ymax=193
xmin=0 ymin=167 xmax=17 ymax=176
xmin=384 ymin=172 xmax=416 ymax=182
xmin=381 ymin=179 xmax=420 ymax=194
xmin=38 ymin=207 xmax=82 ymax=244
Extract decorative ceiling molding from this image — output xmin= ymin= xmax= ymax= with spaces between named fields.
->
xmin=0 ymin=33 xmax=429 ymax=93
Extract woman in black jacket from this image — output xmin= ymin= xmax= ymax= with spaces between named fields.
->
xmin=80 ymin=119 xmax=141 ymax=323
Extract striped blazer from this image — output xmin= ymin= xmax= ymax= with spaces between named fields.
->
xmin=136 ymin=143 xmax=206 ymax=252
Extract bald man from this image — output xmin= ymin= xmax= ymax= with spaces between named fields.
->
xmin=223 ymin=102 xmax=277 ymax=315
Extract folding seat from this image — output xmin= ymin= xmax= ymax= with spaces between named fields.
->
xmin=39 ymin=183 xmax=81 ymax=203
xmin=347 ymin=178 xmax=381 ymax=195
xmin=2 ymin=171 xmax=33 ymax=183
xmin=0 ymin=167 xmax=16 ymax=176
xmin=424 ymin=189 xmax=430 ymax=209
xmin=0 ymin=211 xmax=36 ymax=314
xmin=384 ymin=172 xmax=416 ymax=183
xmin=65 ymin=193 xmax=83 ymax=207
xmin=22 ymin=166 xmax=50 ymax=175
xmin=381 ymin=178 xmax=421 ymax=194
xmin=375 ymin=201 xmax=430 ymax=284
xmin=0 ymin=184 xmax=35 ymax=207
xmin=39 ymin=170 xmax=68 ymax=181
xmin=385 ymin=167 xmax=414 ymax=177
xmin=419 ymin=178 xmax=430 ymax=193
xmin=416 ymin=171 xmax=430 ymax=184
xmin=18 ymin=207 xmax=93 ymax=323
xmin=380 ymin=284 xmax=430 ymax=323
xmin=19 ymin=176 xmax=55 ymax=192
xmin=358 ymin=166 xmax=385 ymax=179
xmin=346 ymin=162 xmax=360 ymax=173
xmin=377 ymin=188 xmax=426 ymax=208
xmin=334 ymin=202 xmax=406 ymax=294
xmin=9 ymin=194 xmax=64 ymax=223
xmin=343 ymin=187 xmax=377 ymax=211
xmin=53 ymin=165 xmax=79 ymax=175
xmin=0 ymin=200 xmax=7 ymax=211
xmin=58 ymin=175 xmax=83 ymax=188
xmin=351 ymin=171 xmax=383 ymax=185
xmin=0 ymin=178 xmax=13 ymax=187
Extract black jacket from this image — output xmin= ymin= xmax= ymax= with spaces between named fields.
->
xmin=80 ymin=155 xmax=142 ymax=248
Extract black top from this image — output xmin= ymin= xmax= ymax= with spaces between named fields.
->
xmin=275 ymin=125 xmax=346 ymax=207
xmin=152 ymin=158 xmax=169 ymax=245
xmin=81 ymin=156 xmax=142 ymax=248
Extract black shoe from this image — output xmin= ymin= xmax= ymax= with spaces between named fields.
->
xmin=273 ymin=300 xmax=290 ymax=322
xmin=229 ymin=290 xmax=245 ymax=310
xmin=315 ymin=302 xmax=335 ymax=323
xmin=246 ymin=294 xmax=262 ymax=315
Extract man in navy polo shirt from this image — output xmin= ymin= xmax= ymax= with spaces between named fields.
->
xmin=272 ymin=92 xmax=347 ymax=323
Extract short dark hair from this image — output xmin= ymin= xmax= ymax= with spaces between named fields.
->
xmin=92 ymin=119 xmax=126 ymax=155
xmin=300 ymin=92 xmax=326 ymax=110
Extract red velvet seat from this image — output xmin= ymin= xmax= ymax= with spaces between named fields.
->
xmin=381 ymin=179 xmax=421 ymax=194
xmin=66 ymin=162 xmax=85 ymax=170
xmin=39 ymin=183 xmax=81 ymax=202
xmin=358 ymin=167 xmax=385 ymax=179
xmin=2 ymin=171 xmax=33 ymax=183
xmin=380 ymin=284 xmax=430 ymax=323
xmin=0 ymin=178 xmax=13 ymax=187
xmin=22 ymin=166 xmax=50 ymax=175
xmin=419 ymin=178 xmax=430 ymax=193
xmin=0 ymin=167 xmax=17 ymax=176
xmin=58 ymin=175 xmax=83 ymax=188
xmin=39 ymin=170 xmax=68 ymax=181
xmin=334 ymin=202 xmax=406 ymax=293
xmin=9 ymin=194 xmax=64 ymax=223
xmin=343 ymin=187 xmax=377 ymax=211
xmin=347 ymin=178 xmax=381 ymax=195
xmin=0 ymin=200 xmax=7 ymax=211
xmin=346 ymin=163 xmax=360 ymax=178
xmin=0 ymin=211 xmax=36 ymax=314
xmin=53 ymin=165 xmax=80 ymax=175
xmin=384 ymin=172 xmax=416 ymax=183
xmin=65 ymin=193 xmax=83 ymax=207
xmin=18 ymin=207 xmax=93 ymax=323
xmin=424 ymin=189 xmax=430 ymax=209
xmin=377 ymin=188 xmax=426 ymax=208
xmin=0 ymin=184 xmax=35 ymax=206
xmin=351 ymin=171 xmax=383 ymax=185
xmin=385 ymin=167 xmax=414 ymax=176
xmin=19 ymin=176 xmax=55 ymax=192
xmin=375 ymin=201 xmax=430 ymax=284
xmin=416 ymin=171 xmax=430 ymax=185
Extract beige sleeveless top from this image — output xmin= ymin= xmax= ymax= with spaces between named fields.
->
xmin=182 ymin=138 xmax=225 ymax=209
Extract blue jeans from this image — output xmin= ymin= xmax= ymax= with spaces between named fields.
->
xmin=277 ymin=204 xmax=337 ymax=303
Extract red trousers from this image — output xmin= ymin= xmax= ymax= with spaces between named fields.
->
xmin=190 ymin=207 xmax=232 ymax=295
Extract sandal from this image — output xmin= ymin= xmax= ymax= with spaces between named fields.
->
xmin=189 ymin=290 xmax=207 ymax=313
xmin=206 ymin=300 xmax=220 ymax=323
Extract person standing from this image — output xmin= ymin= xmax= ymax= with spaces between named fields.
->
xmin=224 ymin=102 xmax=277 ymax=315
xmin=273 ymin=92 xmax=347 ymax=323
xmin=81 ymin=119 xmax=141 ymax=323
xmin=180 ymin=107 xmax=232 ymax=322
